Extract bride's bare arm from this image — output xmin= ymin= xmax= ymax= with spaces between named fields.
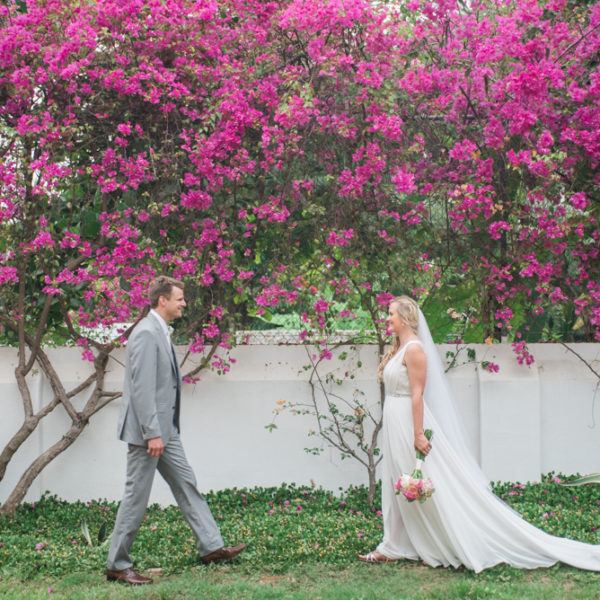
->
xmin=405 ymin=344 xmax=431 ymax=455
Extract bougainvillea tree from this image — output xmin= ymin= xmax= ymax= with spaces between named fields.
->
xmin=256 ymin=0 xmax=600 ymax=499
xmin=0 ymin=0 xmax=301 ymax=514
xmin=1 ymin=0 xmax=599 ymax=513
xmin=262 ymin=0 xmax=600 ymax=344
xmin=396 ymin=0 xmax=600 ymax=349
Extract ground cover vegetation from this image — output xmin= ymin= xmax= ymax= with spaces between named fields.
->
xmin=1 ymin=0 xmax=599 ymax=515
xmin=0 ymin=475 xmax=599 ymax=598
xmin=1 ymin=567 xmax=600 ymax=600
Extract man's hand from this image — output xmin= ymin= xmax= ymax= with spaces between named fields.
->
xmin=147 ymin=437 xmax=164 ymax=457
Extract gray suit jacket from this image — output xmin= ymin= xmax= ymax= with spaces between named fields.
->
xmin=117 ymin=314 xmax=181 ymax=445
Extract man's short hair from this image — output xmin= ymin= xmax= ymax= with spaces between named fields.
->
xmin=148 ymin=276 xmax=184 ymax=308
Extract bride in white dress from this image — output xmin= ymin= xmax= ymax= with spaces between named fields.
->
xmin=359 ymin=296 xmax=600 ymax=572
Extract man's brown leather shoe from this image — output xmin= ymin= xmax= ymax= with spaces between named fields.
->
xmin=201 ymin=543 xmax=247 ymax=565
xmin=106 ymin=568 xmax=153 ymax=585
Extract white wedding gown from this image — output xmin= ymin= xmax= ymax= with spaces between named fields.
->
xmin=376 ymin=339 xmax=600 ymax=572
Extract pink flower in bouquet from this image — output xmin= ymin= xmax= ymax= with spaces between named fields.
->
xmin=404 ymin=482 xmax=419 ymax=501
xmin=422 ymin=478 xmax=435 ymax=495
xmin=395 ymin=474 xmax=411 ymax=491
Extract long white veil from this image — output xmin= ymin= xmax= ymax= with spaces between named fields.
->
xmin=417 ymin=308 xmax=491 ymax=490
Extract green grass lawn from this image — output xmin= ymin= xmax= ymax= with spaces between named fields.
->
xmin=1 ymin=563 xmax=600 ymax=600
xmin=1 ymin=475 xmax=599 ymax=599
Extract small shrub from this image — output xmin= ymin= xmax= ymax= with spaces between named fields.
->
xmin=0 ymin=475 xmax=598 ymax=580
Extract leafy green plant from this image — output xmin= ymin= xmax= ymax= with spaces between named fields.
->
xmin=493 ymin=473 xmax=600 ymax=543
xmin=1 ymin=476 xmax=599 ymax=581
xmin=80 ymin=519 xmax=109 ymax=547
xmin=559 ymin=473 xmax=600 ymax=487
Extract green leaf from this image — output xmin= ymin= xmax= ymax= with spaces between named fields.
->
xmin=97 ymin=521 xmax=107 ymax=545
xmin=559 ymin=473 xmax=600 ymax=486
xmin=81 ymin=211 xmax=101 ymax=239
xmin=81 ymin=519 xmax=92 ymax=546
xmin=119 ymin=277 xmax=131 ymax=292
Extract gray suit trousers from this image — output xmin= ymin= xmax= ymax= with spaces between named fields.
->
xmin=107 ymin=433 xmax=224 ymax=570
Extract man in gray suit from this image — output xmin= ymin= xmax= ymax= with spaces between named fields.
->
xmin=106 ymin=276 xmax=246 ymax=585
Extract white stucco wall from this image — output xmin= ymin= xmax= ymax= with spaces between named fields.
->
xmin=0 ymin=342 xmax=599 ymax=505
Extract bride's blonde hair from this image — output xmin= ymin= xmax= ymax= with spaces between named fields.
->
xmin=377 ymin=296 xmax=419 ymax=381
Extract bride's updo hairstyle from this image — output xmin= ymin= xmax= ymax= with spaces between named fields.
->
xmin=377 ymin=296 xmax=419 ymax=381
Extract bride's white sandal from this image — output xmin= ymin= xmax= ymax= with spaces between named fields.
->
xmin=358 ymin=551 xmax=396 ymax=563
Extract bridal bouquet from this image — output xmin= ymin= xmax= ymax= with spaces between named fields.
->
xmin=395 ymin=429 xmax=435 ymax=503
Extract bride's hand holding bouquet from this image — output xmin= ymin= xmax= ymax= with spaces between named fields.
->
xmin=395 ymin=429 xmax=435 ymax=503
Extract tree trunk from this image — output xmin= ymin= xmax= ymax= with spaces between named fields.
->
xmin=0 ymin=345 xmax=114 ymax=515
xmin=0 ymin=417 xmax=46 ymax=482
xmin=366 ymin=379 xmax=386 ymax=508
xmin=367 ymin=465 xmax=377 ymax=509
xmin=0 ymin=418 xmax=90 ymax=515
